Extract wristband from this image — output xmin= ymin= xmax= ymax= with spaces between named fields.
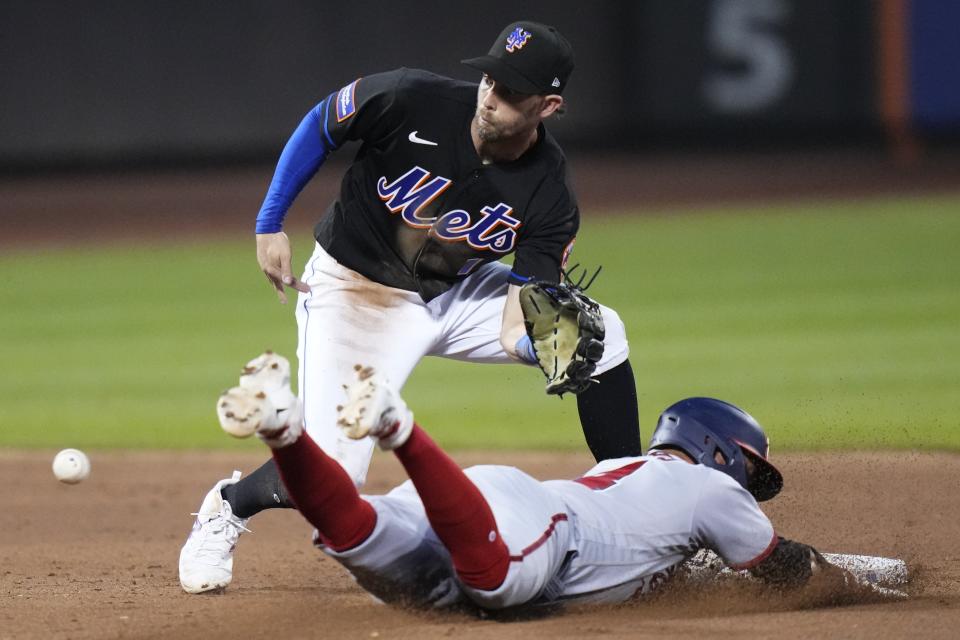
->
xmin=515 ymin=334 xmax=538 ymax=364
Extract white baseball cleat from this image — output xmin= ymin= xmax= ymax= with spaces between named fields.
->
xmin=216 ymin=351 xmax=303 ymax=448
xmin=178 ymin=471 xmax=250 ymax=594
xmin=337 ymin=365 xmax=414 ymax=450
xmin=239 ymin=351 xmax=293 ymax=395
xmin=180 ymin=351 xmax=303 ymax=595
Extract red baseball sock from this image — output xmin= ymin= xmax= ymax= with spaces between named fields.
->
xmin=270 ymin=434 xmax=377 ymax=552
xmin=393 ymin=424 xmax=510 ymax=590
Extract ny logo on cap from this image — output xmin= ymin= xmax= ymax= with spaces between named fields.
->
xmin=505 ymin=26 xmax=531 ymax=52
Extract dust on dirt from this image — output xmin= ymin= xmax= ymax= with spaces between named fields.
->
xmin=2 ymin=449 xmax=958 ymax=640
xmin=3 ymin=151 xmax=960 ymax=638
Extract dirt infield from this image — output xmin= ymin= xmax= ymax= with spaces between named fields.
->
xmin=3 ymin=151 xmax=959 ymax=637
xmin=2 ymin=449 xmax=958 ymax=640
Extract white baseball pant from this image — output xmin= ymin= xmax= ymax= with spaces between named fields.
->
xmin=295 ymin=242 xmax=629 ymax=486
xmin=324 ymin=464 xmax=573 ymax=609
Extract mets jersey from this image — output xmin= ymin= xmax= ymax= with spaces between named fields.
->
xmin=542 ymin=450 xmax=778 ymax=603
xmin=258 ymin=68 xmax=579 ymax=302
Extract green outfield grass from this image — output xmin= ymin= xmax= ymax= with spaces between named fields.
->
xmin=2 ymin=194 xmax=958 ymax=452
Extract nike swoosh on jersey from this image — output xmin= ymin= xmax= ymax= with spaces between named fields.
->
xmin=408 ymin=131 xmax=438 ymax=146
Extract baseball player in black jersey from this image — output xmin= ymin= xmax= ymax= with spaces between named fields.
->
xmin=180 ymin=21 xmax=643 ymax=594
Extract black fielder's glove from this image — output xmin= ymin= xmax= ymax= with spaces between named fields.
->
xmin=519 ymin=280 xmax=605 ymax=396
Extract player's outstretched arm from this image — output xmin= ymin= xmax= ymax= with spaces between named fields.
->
xmin=256 ymin=232 xmax=310 ymax=304
xmin=749 ymin=537 xmax=905 ymax=603
xmin=749 ymin=537 xmax=828 ymax=587
xmin=696 ymin=476 xmax=905 ymax=603
xmin=254 ymin=102 xmax=332 ymax=303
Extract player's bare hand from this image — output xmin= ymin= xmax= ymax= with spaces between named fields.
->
xmin=256 ymin=232 xmax=310 ymax=304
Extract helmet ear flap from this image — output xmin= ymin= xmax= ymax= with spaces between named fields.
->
xmin=700 ymin=434 xmax=727 ymax=467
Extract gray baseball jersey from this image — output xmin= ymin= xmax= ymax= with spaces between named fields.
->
xmin=323 ymin=450 xmax=777 ymax=609
xmin=542 ymin=449 xmax=777 ymax=603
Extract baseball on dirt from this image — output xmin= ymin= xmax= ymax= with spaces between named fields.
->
xmin=52 ymin=448 xmax=91 ymax=484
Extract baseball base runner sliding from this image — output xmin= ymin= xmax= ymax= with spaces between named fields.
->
xmin=179 ymin=21 xmax=643 ymax=594
xmin=208 ymin=352 xmax=908 ymax=610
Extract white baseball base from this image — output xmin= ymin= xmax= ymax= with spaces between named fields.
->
xmin=820 ymin=552 xmax=909 ymax=587
xmin=681 ymin=548 xmax=909 ymax=594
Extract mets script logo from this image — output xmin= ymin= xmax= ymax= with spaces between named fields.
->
xmin=505 ymin=27 xmax=531 ymax=53
xmin=377 ymin=167 xmax=521 ymax=253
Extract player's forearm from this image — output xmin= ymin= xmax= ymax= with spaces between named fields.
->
xmin=749 ymin=537 xmax=821 ymax=587
xmin=501 ymin=321 xmax=532 ymax=362
xmin=255 ymin=102 xmax=332 ymax=233
xmin=751 ymin=537 xmax=904 ymax=605
xmin=500 ymin=285 xmax=535 ymax=362
xmin=750 ymin=537 xmax=863 ymax=594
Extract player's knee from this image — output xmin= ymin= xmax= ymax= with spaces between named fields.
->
xmin=602 ymin=306 xmax=627 ymax=342
xmin=461 ymin=562 xmax=541 ymax=610
xmin=597 ymin=305 xmax=629 ymax=371
xmin=455 ymin=553 xmax=511 ymax=592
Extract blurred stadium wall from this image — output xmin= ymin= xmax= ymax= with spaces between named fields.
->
xmin=1 ymin=0 xmax=957 ymax=171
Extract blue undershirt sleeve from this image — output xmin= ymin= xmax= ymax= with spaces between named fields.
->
xmin=255 ymin=98 xmax=332 ymax=234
